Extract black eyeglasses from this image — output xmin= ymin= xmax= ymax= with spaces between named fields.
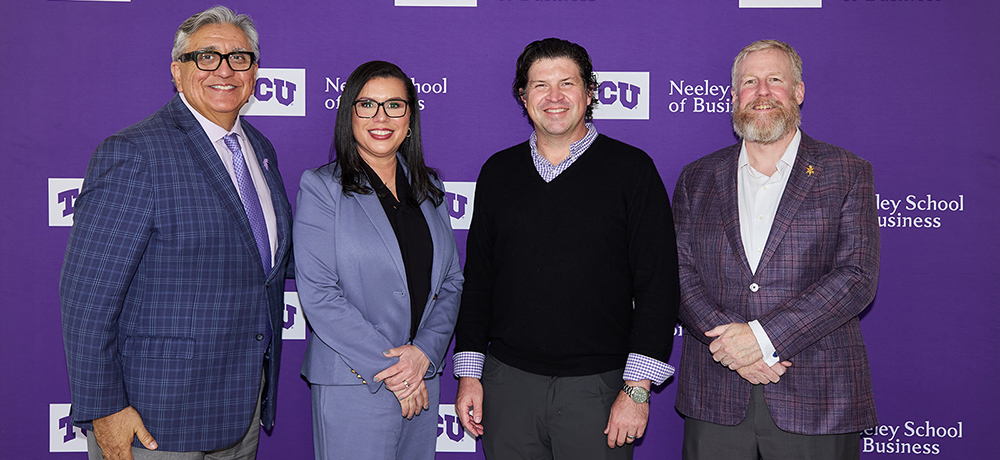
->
xmin=177 ymin=51 xmax=256 ymax=72
xmin=353 ymin=99 xmax=409 ymax=118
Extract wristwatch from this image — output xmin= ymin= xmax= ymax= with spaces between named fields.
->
xmin=622 ymin=383 xmax=650 ymax=404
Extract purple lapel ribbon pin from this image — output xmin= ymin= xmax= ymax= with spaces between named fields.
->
xmin=263 ymin=158 xmax=269 ymax=171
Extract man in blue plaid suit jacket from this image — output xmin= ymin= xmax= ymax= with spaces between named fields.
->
xmin=60 ymin=6 xmax=292 ymax=459
xmin=673 ymin=40 xmax=879 ymax=460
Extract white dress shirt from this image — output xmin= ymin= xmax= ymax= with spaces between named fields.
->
xmin=737 ymin=129 xmax=802 ymax=366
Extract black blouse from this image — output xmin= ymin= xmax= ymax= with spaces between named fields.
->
xmin=362 ymin=161 xmax=433 ymax=342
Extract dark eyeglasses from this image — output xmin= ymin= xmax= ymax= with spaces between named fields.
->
xmin=353 ymin=99 xmax=409 ymax=118
xmin=177 ymin=51 xmax=256 ymax=72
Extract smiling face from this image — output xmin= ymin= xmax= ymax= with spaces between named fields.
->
xmin=352 ymin=77 xmax=411 ymax=164
xmin=732 ymin=48 xmax=805 ymax=145
xmin=520 ymin=57 xmax=592 ymax=145
xmin=170 ymin=23 xmax=257 ymax=130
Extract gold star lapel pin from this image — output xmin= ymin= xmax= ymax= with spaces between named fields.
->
xmin=806 ymin=165 xmax=815 ymax=176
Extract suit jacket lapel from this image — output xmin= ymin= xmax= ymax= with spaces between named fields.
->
xmin=354 ymin=187 xmax=408 ymax=288
xmin=420 ymin=195 xmax=448 ymax=317
xmin=169 ymin=95 xmax=264 ymax=275
xmin=757 ymin=134 xmax=820 ymax=272
xmin=714 ymin=146 xmax=753 ymax=277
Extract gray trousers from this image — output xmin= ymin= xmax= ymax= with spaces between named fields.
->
xmin=682 ymin=385 xmax=860 ymax=460
xmin=87 ymin=375 xmax=264 ymax=460
xmin=481 ymin=354 xmax=633 ymax=460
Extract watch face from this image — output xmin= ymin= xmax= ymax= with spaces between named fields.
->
xmin=624 ymin=385 xmax=650 ymax=403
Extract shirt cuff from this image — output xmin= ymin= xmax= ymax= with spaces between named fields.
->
xmin=748 ymin=320 xmax=779 ymax=366
xmin=623 ymin=353 xmax=675 ymax=386
xmin=453 ymin=351 xmax=485 ymax=379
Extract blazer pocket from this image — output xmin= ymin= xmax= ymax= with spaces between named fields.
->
xmin=122 ymin=336 xmax=195 ymax=360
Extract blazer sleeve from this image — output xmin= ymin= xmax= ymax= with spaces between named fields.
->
xmin=60 ymin=134 xmax=153 ymax=423
xmin=758 ymin=160 xmax=880 ymax=359
xmin=411 ymin=185 xmax=464 ymax=378
xmin=673 ymin=165 xmax=748 ymax=344
xmin=293 ymin=169 xmax=398 ymax=390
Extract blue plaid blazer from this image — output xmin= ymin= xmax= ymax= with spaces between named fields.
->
xmin=60 ymin=94 xmax=293 ymax=451
xmin=673 ymin=133 xmax=879 ymax=435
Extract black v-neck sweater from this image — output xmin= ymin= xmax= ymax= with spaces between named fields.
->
xmin=455 ymin=134 xmax=680 ymax=377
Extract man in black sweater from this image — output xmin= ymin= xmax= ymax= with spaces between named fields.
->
xmin=453 ymin=38 xmax=681 ymax=460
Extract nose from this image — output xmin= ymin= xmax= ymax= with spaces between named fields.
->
xmin=546 ymin=86 xmax=565 ymax=102
xmin=755 ymin=81 xmax=771 ymax=97
xmin=214 ymin=58 xmax=236 ymax=77
xmin=372 ymin=104 xmax=390 ymax=121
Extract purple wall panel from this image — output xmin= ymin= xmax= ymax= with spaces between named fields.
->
xmin=3 ymin=0 xmax=997 ymax=458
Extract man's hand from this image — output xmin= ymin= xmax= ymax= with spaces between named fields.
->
xmin=735 ymin=360 xmax=793 ymax=384
xmin=374 ymin=344 xmax=430 ymax=401
xmin=92 ymin=406 xmax=157 ymax=460
xmin=604 ymin=380 xmax=650 ymax=448
xmin=394 ymin=380 xmax=429 ymax=419
xmin=706 ymin=323 xmax=762 ymax=370
xmin=455 ymin=377 xmax=484 ymax=437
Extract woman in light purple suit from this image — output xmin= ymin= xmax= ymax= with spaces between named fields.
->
xmin=294 ymin=61 xmax=463 ymax=460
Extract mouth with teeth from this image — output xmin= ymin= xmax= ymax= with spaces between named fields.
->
xmin=209 ymin=84 xmax=237 ymax=91
xmin=749 ymin=98 xmax=781 ymax=111
xmin=368 ymin=129 xmax=394 ymax=140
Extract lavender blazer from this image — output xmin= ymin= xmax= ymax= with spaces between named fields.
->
xmin=672 ymin=133 xmax=879 ymax=435
xmin=293 ymin=160 xmax=463 ymax=390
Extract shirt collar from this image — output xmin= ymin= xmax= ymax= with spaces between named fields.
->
xmin=528 ymin=122 xmax=598 ymax=164
xmin=179 ymin=93 xmax=247 ymax=144
xmin=738 ymin=128 xmax=802 ymax=177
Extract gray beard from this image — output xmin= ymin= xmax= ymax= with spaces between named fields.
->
xmin=732 ymin=97 xmax=801 ymax=145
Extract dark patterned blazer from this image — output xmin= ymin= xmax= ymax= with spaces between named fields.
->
xmin=672 ymin=132 xmax=879 ymax=435
xmin=60 ymin=94 xmax=293 ymax=451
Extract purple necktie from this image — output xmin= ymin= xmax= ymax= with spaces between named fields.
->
xmin=224 ymin=133 xmax=271 ymax=275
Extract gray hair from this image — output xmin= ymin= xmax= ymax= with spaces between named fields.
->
xmin=171 ymin=6 xmax=259 ymax=62
xmin=731 ymin=39 xmax=802 ymax=92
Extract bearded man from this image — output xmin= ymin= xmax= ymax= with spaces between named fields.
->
xmin=672 ymin=39 xmax=880 ymax=460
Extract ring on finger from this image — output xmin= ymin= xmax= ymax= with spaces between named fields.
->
xmin=403 ymin=380 xmax=410 ymax=389
xmin=626 ymin=434 xmax=636 ymax=439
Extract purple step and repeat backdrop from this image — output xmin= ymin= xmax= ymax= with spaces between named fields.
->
xmin=2 ymin=0 xmax=997 ymax=458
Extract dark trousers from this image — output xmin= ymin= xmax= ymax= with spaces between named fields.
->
xmin=683 ymin=385 xmax=860 ymax=460
xmin=481 ymin=354 xmax=633 ymax=460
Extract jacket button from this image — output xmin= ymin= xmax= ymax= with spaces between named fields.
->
xmin=749 ymin=283 xmax=760 ymax=293
xmin=256 ymin=333 xmax=264 ymax=341
xmin=433 ymin=294 xmax=438 ymax=300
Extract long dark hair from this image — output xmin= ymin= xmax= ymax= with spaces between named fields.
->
xmin=331 ymin=60 xmax=444 ymax=207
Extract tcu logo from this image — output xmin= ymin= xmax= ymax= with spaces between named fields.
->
xmin=50 ymin=404 xmax=88 ymax=452
xmin=447 ymin=192 xmax=468 ymax=220
xmin=592 ymin=72 xmax=650 ymax=120
xmin=242 ymin=68 xmax=306 ymax=117
xmin=255 ymin=78 xmax=296 ymax=107
xmin=282 ymin=292 xmax=306 ymax=340
xmin=436 ymin=404 xmax=476 ymax=452
xmin=443 ymin=182 xmax=476 ymax=230
xmin=598 ymin=81 xmax=641 ymax=110
xmin=49 ymin=178 xmax=85 ymax=227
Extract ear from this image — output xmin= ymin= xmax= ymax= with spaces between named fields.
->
xmin=794 ymin=80 xmax=805 ymax=105
xmin=170 ymin=61 xmax=183 ymax=92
